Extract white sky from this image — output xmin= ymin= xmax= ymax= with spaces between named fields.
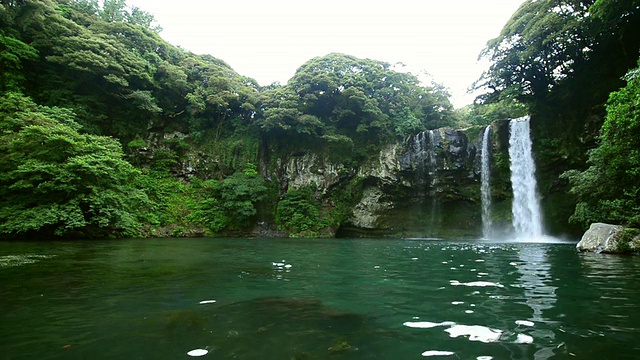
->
xmin=127 ymin=0 xmax=525 ymax=108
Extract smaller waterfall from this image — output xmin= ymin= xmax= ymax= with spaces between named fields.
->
xmin=509 ymin=116 xmax=543 ymax=239
xmin=427 ymin=130 xmax=437 ymax=176
xmin=426 ymin=130 xmax=439 ymax=235
xmin=480 ymin=125 xmax=492 ymax=239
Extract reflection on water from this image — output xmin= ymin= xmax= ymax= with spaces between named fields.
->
xmin=0 ymin=254 xmax=56 ymax=267
xmin=516 ymin=245 xmax=558 ymax=359
xmin=0 ymin=238 xmax=639 ymax=359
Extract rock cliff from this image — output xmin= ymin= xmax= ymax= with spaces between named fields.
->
xmin=265 ymin=124 xmax=510 ymax=238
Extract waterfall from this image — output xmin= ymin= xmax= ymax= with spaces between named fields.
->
xmin=427 ymin=130 xmax=437 ymax=176
xmin=426 ymin=130 xmax=438 ymax=235
xmin=509 ymin=116 xmax=543 ymax=239
xmin=480 ymin=125 xmax=492 ymax=239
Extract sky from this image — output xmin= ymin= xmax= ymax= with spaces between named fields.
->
xmin=127 ymin=0 xmax=525 ymax=108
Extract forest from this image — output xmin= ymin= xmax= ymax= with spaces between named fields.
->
xmin=1 ymin=0 xmax=639 ymax=239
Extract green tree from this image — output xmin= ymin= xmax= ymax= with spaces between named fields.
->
xmin=100 ymin=0 xmax=127 ymax=23
xmin=192 ymin=165 xmax=267 ymax=233
xmin=563 ymin=62 xmax=640 ymax=228
xmin=275 ymin=186 xmax=322 ymax=236
xmin=0 ymin=32 xmax=38 ymax=91
xmin=288 ymin=53 xmax=455 ymax=140
xmin=259 ymin=53 xmax=456 ymax=160
xmin=457 ymin=99 xmax=527 ymax=126
xmin=475 ymin=0 xmax=640 ymax=107
xmin=0 ymin=93 xmax=148 ymax=238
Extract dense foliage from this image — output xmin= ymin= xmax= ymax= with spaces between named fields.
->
xmin=563 ymin=62 xmax=640 ymax=228
xmin=0 ymin=92 xmax=148 ymax=238
xmin=476 ymin=0 xmax=640 ymax=105
xmin=258 ymin=53 xmax=457 ymax=164
xmin=475 ymin=0 xmax=640 ymax=160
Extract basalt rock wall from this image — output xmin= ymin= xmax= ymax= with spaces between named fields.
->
xmin=263 ymin=122 xmax=514 ymax=238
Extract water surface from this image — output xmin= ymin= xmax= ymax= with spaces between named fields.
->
xmin=1 ymin=238 xmax=639 ymax=359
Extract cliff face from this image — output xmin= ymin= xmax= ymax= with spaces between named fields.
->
xmin=264 ymin=124 xmax=510 ymax=238
xmin=149 ymin=119 xmax=576 ymax=239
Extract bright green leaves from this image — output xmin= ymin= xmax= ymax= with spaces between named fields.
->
xmin=192 ymin=164 xmax=267 ymax=233
xmin=258 ymin=86 xmax=323 ymax=138
xmin=456 ymin=99 xmax=528 ymax=126
xmin=0 ymin=32 xmax=38 ymax=91
xmin=275 ymin=186 xmax=323 ymax=236
xmin=3 ymin=0 xmax=174 ymax=138
xmin=288 ymin=53 xmax=454 ymax=138
xmin=179 ymin=55 xmax=261 ymax=142
xmin=0 ymin=94 xmax=148 ymax=238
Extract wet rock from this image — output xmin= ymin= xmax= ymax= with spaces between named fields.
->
xmin=576 ymin=223 xmax=624 ymax=254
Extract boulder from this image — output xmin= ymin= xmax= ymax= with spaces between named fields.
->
xmin=576 ymin=223 xmax=625 ymax=253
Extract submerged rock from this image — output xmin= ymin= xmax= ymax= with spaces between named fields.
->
xmin=576 ymin=223 xmax=640 ymax=254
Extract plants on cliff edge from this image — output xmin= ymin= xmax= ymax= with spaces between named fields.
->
xmin=563 ymin=61 xmax=640 ymax=228
xmin=276 ymin=186 xmax=324 ymax=236
xmin=192 ymin=164 xmax=267 ymax=233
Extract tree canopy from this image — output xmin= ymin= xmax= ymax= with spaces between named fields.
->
xmin=475 ymin=0 xmax=640 ymax=106
xmin=0 ymin=92 xmax=148 ymax=238
xmin=258 ymin=53 xmax=457 ymax=160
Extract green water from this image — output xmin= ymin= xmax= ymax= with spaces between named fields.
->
xmin=1 ymin=238 xmax=639 ymax=359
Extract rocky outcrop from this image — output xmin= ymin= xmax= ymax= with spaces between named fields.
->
xmin=576 ymin=223 xmax=640 ymax=254
xmin=351 ymin=186 xmax=393 ymax=229
xmin=280 ymin=153 xmax=347 ymax=194
xmin=266 ymin=125 xmax=496 ymax=238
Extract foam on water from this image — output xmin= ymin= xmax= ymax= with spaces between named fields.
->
xmin=403 ymin=321 xmax=456 ymax=329
xmin=445 ymin=325 xmax=503 ymax=343
xmin=422 ymin=350 xmax=455 ymax=356
xmin=187 ymin=349 xmax=208 ymax=356
xmin=450 ymin=280 xmax=504 ymax=288
xmin=0 ymin=254 xmax=56 ymax=268
xmin=514 ymin=333 xmax=534 ymax=344
xmin=515 ymin=320 xmax=535 ymax=327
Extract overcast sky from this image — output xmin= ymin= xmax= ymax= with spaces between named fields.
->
xmin=127 ymin=0 xmax=525 ymax=107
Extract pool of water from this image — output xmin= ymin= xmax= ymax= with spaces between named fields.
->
xmin=1 ymin=238 xmax=639 ymax=359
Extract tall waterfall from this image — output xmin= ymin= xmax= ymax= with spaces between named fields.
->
xmin=480 ymin=125 xmax=492 ymax=239
xmin=509 ymin=116 xmax=543 ymax=239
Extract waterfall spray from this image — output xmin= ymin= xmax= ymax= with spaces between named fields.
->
xmin=509 ymin=116 xmax=543 ymax=239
